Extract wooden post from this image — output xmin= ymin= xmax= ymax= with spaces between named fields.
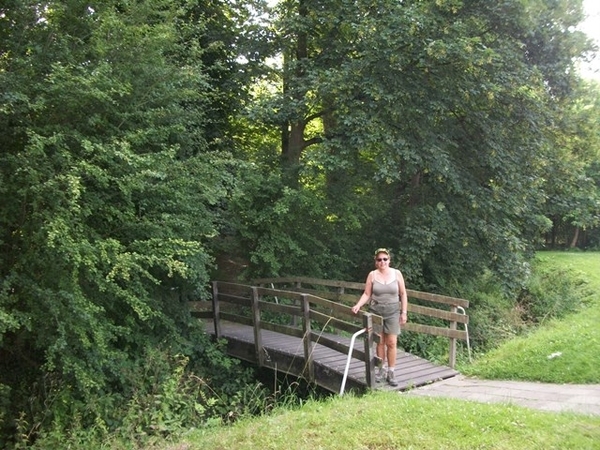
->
xmin=212 ymin=281 xmax=221 ymax=339
xmin=251 ymin=287 xmax=265 ymax=367
xmin=362 ymin=313 xmax=375 ymax=388
xmin=449 ymin=305 xmax=457 ymax=368
xmin=301 ymin=294 xmax=314 ymax=382
xmin=291 ymin=297 xmax=299 ymax=328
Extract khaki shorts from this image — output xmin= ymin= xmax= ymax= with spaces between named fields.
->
xmin=369 ymin=301 xmax=401 ymax=336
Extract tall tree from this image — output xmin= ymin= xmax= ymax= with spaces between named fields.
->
xmin=543 ymin=80 xmax=600 ymax=248
xmin=239 ymin=0 xmax=592 ymax=288
xmin=0 ymin=0 xmax=256 ymax=443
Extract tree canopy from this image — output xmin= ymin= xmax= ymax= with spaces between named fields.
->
xmin=235 ymin=0 xmax=596 ymax=287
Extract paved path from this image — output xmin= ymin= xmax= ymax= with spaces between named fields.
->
xmin=404 ymin=375 xmax=600 ymax=416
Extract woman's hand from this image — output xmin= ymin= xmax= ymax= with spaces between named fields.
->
xmin=351 ymin=304 xmax=361 ymax=314
xmin=400 ymin=311 xmax=407 ymax=325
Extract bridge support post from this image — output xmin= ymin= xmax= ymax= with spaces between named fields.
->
xmin=251 ymin=287 xmax=265 ymax=367
xmin=449 ymin=305 xmax=457 ymax=369
xmin=301 ymin=294 xmax=315 ymax=383
xmin=211 ymin=281 xmax=222 ymax=339
xmin=363 ymin=313 xmax=376 ymax=388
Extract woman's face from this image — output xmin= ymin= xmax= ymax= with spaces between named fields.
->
xmin=375 ymin=252 xmax=390 ymax=267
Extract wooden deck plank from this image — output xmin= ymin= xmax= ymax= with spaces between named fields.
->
xmin=202 ymin=319 xmax=459 ymax=393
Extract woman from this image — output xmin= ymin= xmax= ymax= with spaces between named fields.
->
xmin=351 ymin=248 xmax=408 ymax=386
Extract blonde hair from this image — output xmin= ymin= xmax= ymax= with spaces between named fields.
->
xmin=374 ymin=248 xmax=390 ymax=258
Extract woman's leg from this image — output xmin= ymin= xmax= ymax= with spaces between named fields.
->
xmin=375 ymin=334 xmax=387 ymax=380
xmin=376 ymin=334 xmax=386 ymax=361
xmin=384 ymin=333 xmax=398 ymax=386
xmin=384 ymin=333 xmax=397 ymax=369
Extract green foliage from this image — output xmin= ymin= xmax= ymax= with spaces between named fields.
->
xmin=398 ymin=331 xmax=450 ymax=366
xmin=10 ymin=340 xmax=271 ymax=449
xmin=0 ymin=0 xmax=254 ymax=447
xmin=1 ymin=0 xmax=599 ymax=447
xmin=516 ymin=261 xmax=590 ymax=324
xmin=225 ymin=163 xmax=355 ymax=280
xmin=245 ymin=0 xmax=596 ymax=292
xmin=403 ymin=251 xmax=592 ymax=364
xmin=461 ymin=274 xmax=527 ymax=353
xmin=542 ymin=80 xmax=600 ymax=248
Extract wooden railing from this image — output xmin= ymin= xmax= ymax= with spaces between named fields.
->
xmin=190 ymin=281 xmax=384 ymax=390
xmin=253 ymin=277 xmax=470 ymax=368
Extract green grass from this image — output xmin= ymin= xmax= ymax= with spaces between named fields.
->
xmin=166 ymin=393 xmax=600 ymax=450
xmin=539 ymin=251 xmax=600 ymax=289
xmin=461 ymin=251 xmax=600 ymax=383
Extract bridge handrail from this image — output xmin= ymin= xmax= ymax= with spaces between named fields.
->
xmin=254 ymin=276 xmax=469 ymax=308
xmin=253 ymin=276 xmax=470 ymax=368
xmin=203 ymin=281 xmax=380 ymax=388
xmin=191 ymin=277 xmax=470 ymax=371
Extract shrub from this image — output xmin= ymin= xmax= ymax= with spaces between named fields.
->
xmin=516 ymin=262 xmax=589 ymax=324
xmin=454 ymin=261 xmax=589 ymax=356
xmin=2 ymin=325 xmax=272 ymax=450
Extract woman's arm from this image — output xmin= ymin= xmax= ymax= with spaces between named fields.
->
xmin=351 ymin=271 xmax=373 ymax=314
xmin=397 ymin=270 xmax=408 ymax=324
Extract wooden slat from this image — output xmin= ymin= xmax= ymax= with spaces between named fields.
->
xmin=407 ymin=290 xmax=469 ymax=308
xmin=310 ymin=333 xmax=365 ymax=361
xmin=217 ymin=293 xmax=252 ymax=307
xmin=304 ymin=292 xmax=350 ymax=311
xmin=255 ymin=277 xmax=469 ymax=308
xmin=203 ymin=279 xmax=468 ymax=394
xmin=309 ymin=301 xmax=358 ymax=319
xmin=220 ymin=312 xmax=253 ymax=326
xmin=261 ymin=321 xmax=305 ymax=339
xmin=259 ymin=301 xmax=301 ymax=316
xmin=290 ymin=287 xmax=358 ymax=304
xmin=188 ymin=300 xmax=212 ymax=311
xmin=256 ymin=286 xmax=306 ymax=302
xmin=203 ymin=320 xmax=460 ymax=394
xmin=255 ymin=276 xmax=365 ymax=291
xmin=217 ymin=282 xmax=254 ymax=296
xmin=402 ymin=323 xmax=468 ymax=340
xmin=191 ymin=311 xmax=213 ymax=319
xmin=409 ymin=304 xmax=469 ymax=324
xmin=309 ymin=310 xmax=362 ymax=334
xmin=359 ymin=311 xmax=383 ymax=327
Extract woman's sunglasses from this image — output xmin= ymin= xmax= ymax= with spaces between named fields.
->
xmin=376 ymin=257 xmax=389 ymax=262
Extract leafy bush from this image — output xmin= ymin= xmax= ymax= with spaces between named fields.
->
xmin=461 ymin=252 xmax=600 ymax=383
xmin=462 ymin=275 xmax=528 ymax=353
xmin=457 ymin=261 xmax=588 ymax=356
xmin=397 ymin=312 xmax=451 ymax=364
xmin=5 ymin=331 xmax=272 ymax=450
xmin=516 ymin=261 xmax=590 ymax=324
xmin=400 ymin=260 xmax=590 ymax=363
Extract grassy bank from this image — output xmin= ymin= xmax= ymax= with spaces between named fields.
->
xmin=461 ymin=251 xmax=600 ymax=383
xmin=170 ymin=392 xmax=600 ymax=450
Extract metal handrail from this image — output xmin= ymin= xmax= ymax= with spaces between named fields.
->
xmin=457 ymin=306 xmax=471 ymax=362
xmin=339 ymin=327 xmax=367 ymax=396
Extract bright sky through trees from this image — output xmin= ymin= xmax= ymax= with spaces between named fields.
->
xmin=580 ymin=0 xmax=600 ymax=79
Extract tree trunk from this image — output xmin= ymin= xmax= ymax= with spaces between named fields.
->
xmin=569 ymin=226 xmax=580 ymax=249
xmin=280 ymin=0 xmax=308 ymax=188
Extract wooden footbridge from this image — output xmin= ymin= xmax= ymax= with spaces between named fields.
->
xmin=190 ymin=277 xmax=470 ymax=395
